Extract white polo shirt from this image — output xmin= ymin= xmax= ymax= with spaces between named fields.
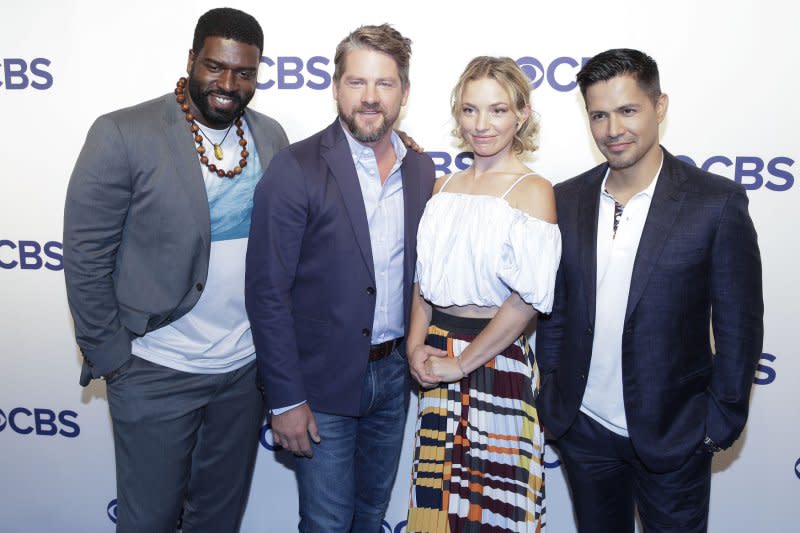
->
xmin=580 ymin=158 xmax=663 ymax=436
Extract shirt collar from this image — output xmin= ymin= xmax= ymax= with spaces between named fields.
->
xmin=339 ymin=119 xmax=408 ymax=166
xmin=600 ymin=153 xmax=664 ymax=201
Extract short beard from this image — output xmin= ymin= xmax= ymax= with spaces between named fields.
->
xmin=337 ymin=102 xmax=395 ymax=144
xmin=188 ymin=68 xmax=249 ymax=128
xmin=606 ymin=156 xmax=635 ymax=170
xmin=603 ymin=149 xmax=639 ymax=171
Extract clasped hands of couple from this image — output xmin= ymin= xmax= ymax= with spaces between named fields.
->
xmin=408 ymin=343 xmax=464 ymax=389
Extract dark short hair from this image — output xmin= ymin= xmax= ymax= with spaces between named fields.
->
xmin=192 ymin=7 xmax=264 ymax=55
xmin=333 ymin=24 xmax=412 ymax=90
xmin=577 ymin=48 xmax=661 ymax=103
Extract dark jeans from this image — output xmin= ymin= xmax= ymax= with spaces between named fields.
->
xmin=556 ymin=411 xmax=712 ymax=533
xmin=107 ymin=356 xmax=263 ymax=533
xmin=295 ymin=348 xmax=409 ymax=533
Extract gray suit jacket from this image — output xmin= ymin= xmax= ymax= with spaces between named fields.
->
xmin=64 ymin=93 xmax=288 ymax=385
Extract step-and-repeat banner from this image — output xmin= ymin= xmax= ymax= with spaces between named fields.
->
xmin=1 ymin=1 xmax=796 ymax=531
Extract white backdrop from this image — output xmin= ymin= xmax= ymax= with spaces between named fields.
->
xmin=1 ymin=1 xmax=797 ymax=531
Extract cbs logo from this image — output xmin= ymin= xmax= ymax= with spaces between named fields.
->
xmin=0 ymin=407 xmax=79 ymax=437
xmin=544 ymin=439 xmax=561 ymax=469
xmin=754 ymin=353 xmax=777 ymax=386
xmin=0 ymin=240 xmax=63 ymax=270
xmin=260 ymin=421 xmax=282 ymax=452
xmin=517 ymin=56 xmax=591 ymax=92
xmin=258 ymin=56 xmax=330 ymax=90
xmin=0 ymin=58 xmax=53 ymax=90
xmin=107 ymin=499 xmax=118 ymax=524
xmin=108 ymin=498 xmax=184 ymax=527
xmin=678 ymin=155 xmax=794 ymax=192
xmin=381 ymin=519 xmax=407 ymax=533
xmin=426 ymin=151 xmax=474 ymax=177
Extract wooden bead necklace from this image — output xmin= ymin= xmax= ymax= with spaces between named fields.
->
xmin=175 ymin=77 xmax=248 ymax=179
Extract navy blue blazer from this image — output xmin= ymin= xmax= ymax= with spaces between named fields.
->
xmin=535 ymin=148 xmax=763 ymax=472
xmin=245 ymin=119 xmax=435 ymax=416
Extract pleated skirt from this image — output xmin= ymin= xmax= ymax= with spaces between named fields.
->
xmin=407 ymin=311 xmax=545 ymax=533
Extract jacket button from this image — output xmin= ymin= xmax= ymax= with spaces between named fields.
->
xmin=580 ymin=374 xmax=586 ymax=380
xmin=196 ymin=282 xmax=204 ymax=291
xmin=586 ymin=327 xmax=593 ymax=335
xmin=362 ymin=328 xmax=371 ymax=337
xmin=366 ymin=286 xmax=375 ymax=295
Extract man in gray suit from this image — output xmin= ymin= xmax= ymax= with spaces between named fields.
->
xmin=63 ymin=8 xmax=288 ymax=532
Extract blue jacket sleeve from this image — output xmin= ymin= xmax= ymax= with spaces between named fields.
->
xmin=245 ymin=149 xmax=309 ymax=409
xmin=705 ymin=188 xmax=763 ymax=448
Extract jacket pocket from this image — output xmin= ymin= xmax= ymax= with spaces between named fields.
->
xmin=118 ymin=306 xmax=150 ymax=336
xmin=678 ymin=364 xmax=712 ymax=385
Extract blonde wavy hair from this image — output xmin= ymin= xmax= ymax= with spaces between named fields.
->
xmin=450 ymin=56 xmax=540 ymax=155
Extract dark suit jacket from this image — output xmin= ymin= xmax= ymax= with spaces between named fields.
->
xmin=245 ymin=119 xmax=435 ymax=416
xmin=535 ymin=148 xmax=763 ymax=472
xmin=64 ymin=93 xmax=288 ymax=385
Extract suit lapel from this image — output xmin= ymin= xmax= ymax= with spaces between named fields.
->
xmin=401 ymin=153 xmax=420 ymax=302
xmin=578 ymin=167 xmax=605 ymax=328
xmin=625 ymin=151 xmax=687 ymax=322
xmin=321 ymin=121 xmax=376 ymax=282
xmin=243 ymin=109 xmax=269 ymax=163
xmin=163 ymin=95 xmax=210 ymax=249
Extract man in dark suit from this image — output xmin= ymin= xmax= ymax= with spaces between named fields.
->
xmin=245 ymin=24 xmax=434 ymax=533
xmin=536 ymin=48 xmax=763 ymax=532
xmin=63 ymin=8 xmax=288 ymax=532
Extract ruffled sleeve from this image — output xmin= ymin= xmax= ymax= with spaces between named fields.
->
xmin=498 ymin=212 xmax=562 ymax=313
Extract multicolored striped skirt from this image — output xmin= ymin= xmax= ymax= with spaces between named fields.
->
xmin=407 ymin=310 xmax=546 ymax=532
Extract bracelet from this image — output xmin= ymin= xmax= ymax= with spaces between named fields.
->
xmin=456 ymin=358 xmax=468 ymax=378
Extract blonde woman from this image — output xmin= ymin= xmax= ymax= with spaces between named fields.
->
xmin=407 ymin=56 xmax=561 ymax=532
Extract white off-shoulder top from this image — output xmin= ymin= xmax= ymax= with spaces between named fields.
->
xmin=415 ymin=172 xmax=562 ymax=313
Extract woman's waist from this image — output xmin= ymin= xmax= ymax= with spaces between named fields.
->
xmin=430 ymin=307 xmax=494 ymax=335
xmin=432 ymin=303 xmax=498 ymax=319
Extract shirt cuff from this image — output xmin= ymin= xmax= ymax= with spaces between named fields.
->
xmin=271 ymin=400 xmax=306 ymax=416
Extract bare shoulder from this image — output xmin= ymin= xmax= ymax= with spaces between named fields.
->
xmin=432 ymin=173 xmax=455 ymax=194
xmin=507 ymin=174 xmax=557 ymax=223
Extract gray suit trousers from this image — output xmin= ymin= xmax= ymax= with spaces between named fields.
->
xmin=106 ymin=356 xmax=263 ymax=533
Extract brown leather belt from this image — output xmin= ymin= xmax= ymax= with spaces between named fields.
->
xmin=368 ymin=337 xmax=403 ymax=361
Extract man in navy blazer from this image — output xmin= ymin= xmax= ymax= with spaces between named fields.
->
xmin=536 ymin=49 xmax=763 ymax=532
xmin=245 ymin=24 xmax=434 ymax=533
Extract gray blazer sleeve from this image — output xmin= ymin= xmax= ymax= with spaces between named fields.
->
xmin=63 ymin=115 xmax=133 ymax=382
